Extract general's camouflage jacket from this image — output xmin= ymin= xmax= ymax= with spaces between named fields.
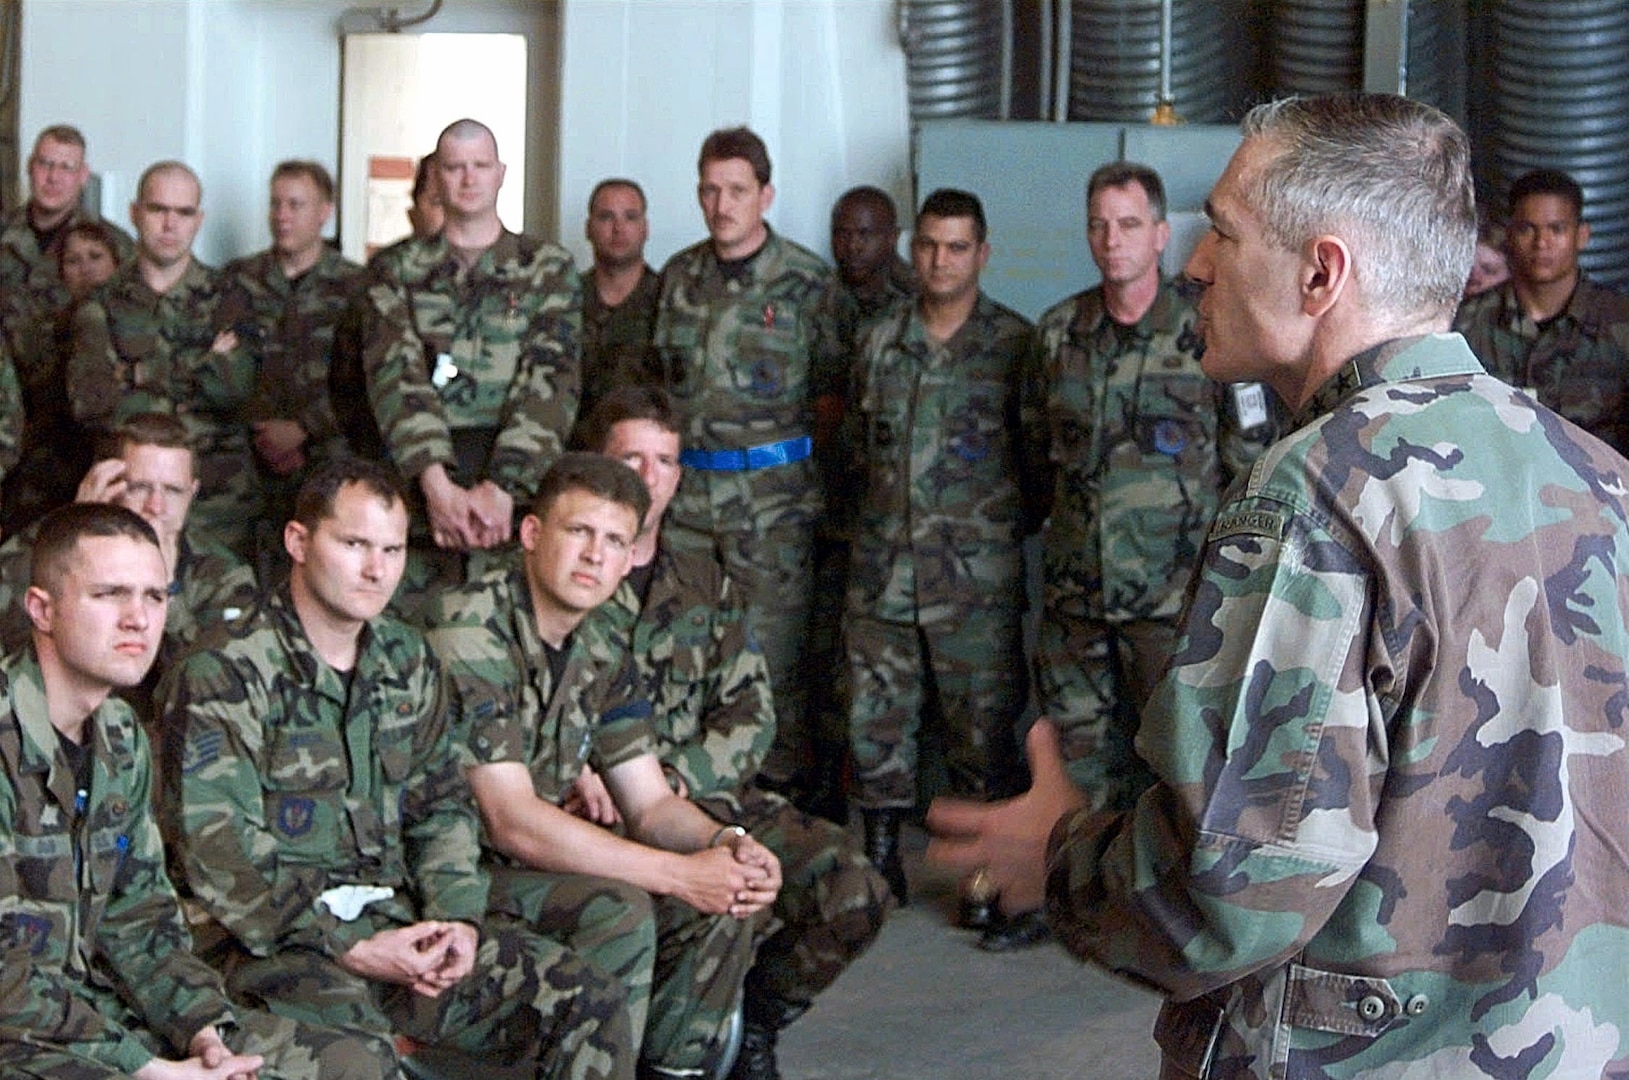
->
xmin=588 ymin=542 xmax=774 ymax=809
xmin=66 ymin=259 xmax=252 ymax=442
xmin=846 ymin=291 xmax=1045 ymax=620
xmin=219 ymin=246 xmax=364 ymax=449
xmin=361 ymin=230 xmax=581 ymax=499
xmin=1033 ymin=281 xmax=1274 ymax=623
xmin=652 ymin=229 xmax=838 ymax=532
xmin=1455 ymin=274 xmax=1629 ymax=455
xmin=422 ymin=566 xmax=655 ymax=823
xmin=162 ymin=586 xmax=487 ymax=961
xmin=1045 ymin=333 xmax=1629 ymax=1078
xmin=0 ymin=648 xmax=235 ymax=1074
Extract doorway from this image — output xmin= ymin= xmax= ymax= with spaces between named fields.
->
xmin=338 ymin=31 xmax=528 ymax=261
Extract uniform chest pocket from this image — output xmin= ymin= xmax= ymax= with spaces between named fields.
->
xmin=262 ymin=723 xmax=347 ymax=856
xmin=943 ymin=376 xmax=1009 ymax=467
xmin=1134 ymin=373 xmax=1216 ymax=462
xmin=730 ymin=325 xmax=804 ymax=401
xmin=264 ymin=725 xmax=348 ymax=791
xmin=1047 ymin=361 xmax=1100 ymax=465
xmin=861 ymin=363 xmax=914 ymax=450
xmin=374 ymin=701 xmax=421 ymax=785
xmin=85 ymin=798 xmax=135 ymax=893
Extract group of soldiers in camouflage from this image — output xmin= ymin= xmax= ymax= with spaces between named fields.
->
xmin=0 ymin=118 xmax=898 ymax=1080
xmin=7 ymin=84 xmax=1629 ymax=1080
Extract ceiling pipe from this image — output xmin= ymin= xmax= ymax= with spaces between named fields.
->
xmin=337 ymin=0 xmax=443 ymax=36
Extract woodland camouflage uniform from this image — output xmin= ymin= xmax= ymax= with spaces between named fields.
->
xmin=580 ymin=263 xmax=661 ymax=419
xmin=1031 ymin=279 xmax=1274 ymax=810
xmin=0 ymin=647 xmax=388 ymax=1080
xmin=1454 ymin=273 xmax=1629 ymax=455
xmin=843 ymin=291 xmax=1045 ymax=809
xmin=652 ymin=228 xmax=839 ymax=785
xmin=361 ymin=231 xmax=581 ymax=603
xmin=423 ymin=566 xmax=757 ymax=1076
xmin=587 ymin=542 xmax=892 ymax=1014
xmin=0 ymin=209 xmax=133 ymax=533
xmin=220 ymin=247 xmax=364 ymax=460
xmin=65 ymin=261 xmax=259 ymax=558
xmin=1047 ymin=334 xmax=1629 ymax=1078
xmin=162 ymin=586 xmax=632 ymax=1079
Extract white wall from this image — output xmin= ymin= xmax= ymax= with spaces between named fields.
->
xmin=20 ymin=0 xmax=913 ymax=269
xmin=557 ymin=0 xmax=912 ymax=269
xmin=21 ymin=0 xmax=343 ymax=265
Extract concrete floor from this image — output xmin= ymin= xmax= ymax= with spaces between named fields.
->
xmin=777 ymin=822 xmax=1163 ymax=1080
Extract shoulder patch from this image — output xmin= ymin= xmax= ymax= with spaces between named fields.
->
xmin=1210 ymin=508 xmax=1287 ymax=542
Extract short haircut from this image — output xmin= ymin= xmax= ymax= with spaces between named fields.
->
xmin=1507 ymin=168 xmax=1584 ymax=222
xmin=97 ymin=411 xmax=193 ymax=463
xmin=292 ymin=457 xmax=405 ymax=531
xmin=573 ymin=386 xmax=680 ymax=454
xmin=31 ymin=502 xmax=159 ymax=593
xmin=271 ymin=159 xmax=335 ymax=203
xmin=699 ymin=127 xmax=771 ymax=186
xmin=918 ymin=188 xmax=988 ymax=243
xmin=589 ymin=178 xmax=647 ymax=215
xmin=34 ymin=124 xmax=86 ymax=153
xmin=833 ymin=185 xmax=899 ymax=228
xmin=1088 ymin=161 xmax=1168 ymax=222
xmin=412 ymin=153 xmax=438 ymax=201
xmin=530 ymin=452 xmax=651 ymax=526
xmin=136 ymin=160 xmax=202 ymax=204
xmin=439 ymin=117 xmax=499 ymax=158
xmin=1237 ymin=93 xmax=1475 ymax=320
xmin=56 ymin=220 xmax=123 ymax=275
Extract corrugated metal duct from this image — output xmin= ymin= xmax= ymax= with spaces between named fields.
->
xmin=1270 ymin=0 xmax=1449 ymax=111
xmin=1065 ymin=0 xmax=1235 ymax=123
xmin=1491 ymin=0 xmax=1629 ymax=285
xmin=1271 ymin=0 xmax=1363 ymax=95
xmin=900 ymin=0 xmax=1011 ymax=121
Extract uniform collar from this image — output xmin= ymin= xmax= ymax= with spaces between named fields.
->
xmin=1293 ymin=332 xmax=1484 ymax=427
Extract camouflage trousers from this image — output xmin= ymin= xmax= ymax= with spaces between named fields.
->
xmin=1035 ymin=610 xmax=1170 ymax=812
xmin=217 ymin=920 xmax=632 ymax=1080
xmin=0 ymin=997 xmax=394 ymax=1080
xmin=488 ymin=867 xmax=760 ymax=1074
xmin=697 ymin=786 xmax=893 ymax=1006
xmin=802 ymin=535 xmax=852 ymax=750
xmin=843 ymin=604 xmax=1028 ymax=810
xmin=666 ymin=517 xmax=816 ymax=787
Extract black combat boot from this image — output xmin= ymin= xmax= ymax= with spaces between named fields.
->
xmin=978 ymin=908 xmax=1052 ymax=952
xmin=728 ymin=984 xmax=810 ymax=1080
xmin=862 ymin=808 xmax=909 ymax=906
xmin=794 ymin=739 xmax=850 ymax=825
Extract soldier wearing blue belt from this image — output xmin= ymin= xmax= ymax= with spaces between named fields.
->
xmin=651 ymin=127 xmax=841 ymax=799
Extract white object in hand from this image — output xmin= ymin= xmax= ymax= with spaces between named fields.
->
xmin=317 ymin=884 xmax=395 ymax=921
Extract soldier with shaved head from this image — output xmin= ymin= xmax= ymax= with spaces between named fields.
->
xmin=360 ymin=117 xmax=582 ymax=616
xmin=66 ymin=160 xmax=261 ymax=561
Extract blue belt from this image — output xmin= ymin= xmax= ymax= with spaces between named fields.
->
xmin=680 ymin=436 xmax=812 ymax=471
